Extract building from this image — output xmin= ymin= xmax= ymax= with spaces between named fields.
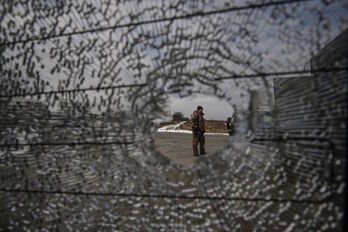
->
xmin=271 ymin=28 xmax=347 ymax=230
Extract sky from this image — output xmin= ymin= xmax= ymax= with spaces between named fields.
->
xmin=166 ymin=93 xmax=234 ymax=120
xmin=1 ymin=0 xmax=347 ymax=120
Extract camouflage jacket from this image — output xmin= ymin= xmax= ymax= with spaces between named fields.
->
xmin=191 ymin=110 xmax=205 ymax=132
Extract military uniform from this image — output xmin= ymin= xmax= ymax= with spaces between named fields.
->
xmin=191 ymin=110 xmax=206 ymax=156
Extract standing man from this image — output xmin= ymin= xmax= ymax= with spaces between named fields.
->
xmin=191 ymin=106 xmax=206 ymax=156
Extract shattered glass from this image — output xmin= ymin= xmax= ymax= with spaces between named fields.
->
xmin=0 ymin=0 xmax=347 ymax=231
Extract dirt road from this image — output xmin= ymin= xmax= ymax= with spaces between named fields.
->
xmin=153 ymin=132 xmax=230 ymax=166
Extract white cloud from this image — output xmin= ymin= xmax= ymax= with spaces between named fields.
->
xmin=168 ymin=93 xmax=234 ymax=120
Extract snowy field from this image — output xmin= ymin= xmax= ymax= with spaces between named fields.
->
xmin=157 ymin=121 xmax=228 ymax=136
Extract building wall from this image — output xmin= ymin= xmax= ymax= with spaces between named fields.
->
xmin=272 ymin=29 xmax=347 ymax=217
xmin=310 ymin=28 xmax=348 ymax=70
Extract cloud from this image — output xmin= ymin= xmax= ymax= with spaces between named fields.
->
xmin=168 ymin=93 xmax=234 ymax=120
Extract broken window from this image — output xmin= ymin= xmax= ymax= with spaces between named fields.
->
xmin=0 ymin=0 xmax=347 ymax=231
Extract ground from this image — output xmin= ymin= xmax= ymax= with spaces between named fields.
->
xmin=153 ymin=132 xmax=230 ymax=166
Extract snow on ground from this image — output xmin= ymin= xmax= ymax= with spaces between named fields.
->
xmin=157 ymin=121 xmax=229 ymax=136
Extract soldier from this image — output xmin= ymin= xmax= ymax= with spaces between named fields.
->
xmin=191 ymin=105 xmax=206 ymax=156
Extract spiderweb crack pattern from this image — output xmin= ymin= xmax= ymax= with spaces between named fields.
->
xmin=0 ymin=0 xmax=347 ymax=231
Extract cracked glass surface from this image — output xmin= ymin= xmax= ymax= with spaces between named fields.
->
xmin=0 ymin=0 xmax=347 ymax=231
